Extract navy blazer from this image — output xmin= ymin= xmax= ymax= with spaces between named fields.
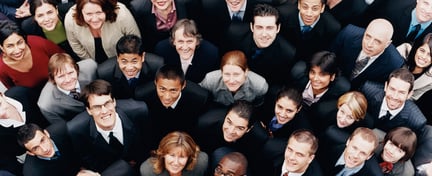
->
xmin=96 ymin=53 xmax=164 ymax=99
xmin=278 ymin=5 xmax=341 ymax=61
xmin=129 ymin=0 xmax=189 ymax=52
xmin=329 ymin=24 xmax=405 ymax=90
xmin=154 ymin=39 xmax=219 ymax=83
xmin=360 ymin=81 xmax=427 ymax=135
xmin=23 ymin=122 xmax=80 ymax=176
xmin=67 ymin=101 xmax=150 ymax=172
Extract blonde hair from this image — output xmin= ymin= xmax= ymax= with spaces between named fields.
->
xmin=337 ymin=91 xmax=367 ymax=121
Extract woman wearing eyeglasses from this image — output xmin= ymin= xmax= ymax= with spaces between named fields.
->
xmin=140 ymin=131 xmax=208 ymax=176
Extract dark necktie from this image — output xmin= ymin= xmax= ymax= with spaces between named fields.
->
xmin=128 ymin=78 xmax=138 ymax=88
xmin=380 ymin=110 xmax=392 ymax=121
xmin=252 ymin=48 xmax=263 ymax=59
xmin=109 ymin=131 xmax=123 ymax=154
xmin=406 ymin=24 xmax=421 ymax=42
xmin=302 ymin=25 xmax=312 ymax=34
xmin=69 ymin=88 xmax=80 ymax=100
xmin=380 ymin=161 xmax=394 ymax=174
xmin=51 ymin=151 xmax=61 ymax=160
xmin=232 ymin=12 xmax=242 ymax=22
xmin=351 ymin=56 xmax=370 ymax=79
xmin=332 ymin=164 xmax=345 ymax=176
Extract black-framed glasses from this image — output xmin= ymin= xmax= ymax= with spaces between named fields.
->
xmin=90 ymin=100 xmax=114 ymax=112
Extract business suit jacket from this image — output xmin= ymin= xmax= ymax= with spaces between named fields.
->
xmin=38 ymin=59 xmax=97 ymax=124
xmin=259 ymin=110 xmax=313 ymax=140
xmin=329 ymin=24 xmax=405 ymax=89
xmin=129 ymin=0 xmax=189 ymax=52
xmin=225 ymin=27 xmax=297 ymax=86
xmin=23 ymin=122 xmax=80 ymax=176
xmin=67 ymin=106 xmax=149 ymax=172
xmin=278 ymin=5 xmax=341 ymax=61
xmin=154 ymin=39 xmax=219 ymax=83
xmin=273 ymin=159 xmax=323 ymax=176
xmin=383 ymin=4 xmax=432 ymax=47
xmin=198 ymin=0 xmax=256 ymax=48
xmin=318 ymin=144 xmax=383 ymax=176
xmin=360 ymin=81 xmax=427 ymax=135
xmin=97 ymin=53 xmax=164 ymax=99
xmin=412 ymin=125 xmax=432 ymax=169
xmin=135 ymin=80 xmax=210 ymax=149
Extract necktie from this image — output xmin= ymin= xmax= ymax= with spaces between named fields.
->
xmin=69 ymin=88 xmax=80 ymax=100
xmin=109 ymin=131 xmax=123 ymax=154
xmin=128 ymin=78 xmax=138 ymax=88
xmin=302 ymin=25 xmax=312 ymax=34
xmin=252 ymin=48 xmax=263 ymax=59
xmin=232 ymin=12 xmax=242 ymax=22
xmin=351 ymin=56 xmax=370 ymax=79
xmin=380 ymin=110 xmax=392 ymax=121
xmin=332 ymin=164 xmax=345 ymax=176
xmin=379 ymin=161 xmax=394 ymax=173
xmin=51 ymin=151 xmax=61 ymax=160
xmin=406 ymin=24 xmax=421 ymax=42
xmin=283 ymin=172 xmax=289 ymax=176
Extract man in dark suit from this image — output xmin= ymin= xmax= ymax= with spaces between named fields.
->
xmin=224 ymin=3 xmax=296 ymax=88
xmin=67 ymin=80 xmax=151 ymax=173
xmin=16 ymin=123 xmax=80 ymax=176
xmin=319 ymin=127 xmax=383 ymax=176
xmin=360 ymin=68 xmax=427 ymax=135
xmin=413 ymin=125 xmax=432 ymax=175
xmin=198 ymin=0 xmax=256 ymax=49
xmin=381 ymin=0 xmax=432 ymax=47
xmin=97 ymin=34 xmax=164 ymax=99
xmin=329 ymin=18 xmax=405 ymax=89
xmin=135 ymin=64 xmax=210 ymax=149
xmin=129 ymin=0 xmax=190 ymax=52
xmin=154 ymin=19 xmax=219 ymax=83
xmin=38 ymin=53 xmax=96 ymax=124
xmin=274 ymin=129 xmax=323 ymax=176
xmin=278 ymin=0 xmax=341 ymax=61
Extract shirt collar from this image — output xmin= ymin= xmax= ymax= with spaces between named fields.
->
xmin=298 ymin=13 xmax=320 ymax=29
xmin=281 ymin=160 xmax=306 ymax=176
xmin=412 ymin=9 xmax=432 ymax=29
xmin=37 ymin=139 xmax=60 ymax=160
xmin=335 ymin=153 xmax=365 ymax=175
xmin=227 ymin=0 xmax=247 ymax=16
xmin=169 ymin=92 xmax=182 ymax=109
xmin=57 ymin=81 xmax=81 ymax=95
xmin=380 ymin=98 xmax=404 ymax=120
xmin=96 ymin=113 xmax=124 ymax=143
xmin=152 ymin=0 xmax=176 ymax=14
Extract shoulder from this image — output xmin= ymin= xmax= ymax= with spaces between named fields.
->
xmin=140 ymin=158 xmax=157 ymax=176
xmin=38 ymin=82 xmax=57 ymax=107
xmin=97 ymin=58 xmax=117 ymax=78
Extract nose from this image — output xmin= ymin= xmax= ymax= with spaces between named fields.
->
xmin=227 ymin=125 xmax=236 ymax=134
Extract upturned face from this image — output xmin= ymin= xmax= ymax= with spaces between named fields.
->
xmin=298 ymin=0 xmax=324 ymax=26
xmin=86 ymin=94 xmax=117 ymax=131
xmin=416 ymin=0 xmax=432 ymax=23
xmin=53 ymin=63 xmax=78 ymax=91
xmin=308 ymin=66 xmax=335 ymax=95
xmin=82 ymin=2 xmax=106 ymax=30
xmin=414 ymin=43 xmax=432 ymax=69
xmin=343 ymin=135 xmax=375 ymax=168
xmin=173 ymin=27 xmax=198 ymax=60
xmin=225 ymin=0 xmax=246 ymax=12
xmin=222 ymin=111 xmax=249 ymax=142
xmin=274 ymin=97 xmax=300 ymax=125
xmin=222 ymin=65 xmax=247 ymax=93
xmin=384 ymin=77 xmax=412 ymax=110
xmin=0 ymin=33 xmax=28 ymax=62
xmin=117 ymin=53 xmax=144 ymax=79
xmin=164 ymin=146 xmax=188 ymax=175
xmin=284 ymin=137 xmax=315 ymax=173
xmin=34 ymin=3 xmax=59 ymax=31
xmin=151 ymin=0 xmax=174 ymax=11
xmin=381 ymin=140 xmax=406 ymax=163
xmin=336 ymin=104 xmax=356 ymax=128
xmin=25 ymin=130 xmax=55 ymax=158
xmin=155 ymin=78 xmax=185 ymax=108
xmin=251 ymin=16 xmax=280 ymax=48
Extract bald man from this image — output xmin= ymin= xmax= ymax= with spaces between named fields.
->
xmin=329 ymin=18 xmax=404 ymax=89
xmin=214 ymin=152 xmax=248 ymax=176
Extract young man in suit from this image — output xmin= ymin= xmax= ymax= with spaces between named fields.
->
xmin=329 ymin=18 xmax=405 ymax=89
xmin=66 ymin=80 xmax=151 ymax=173
xmin=278 ymin=0 xmax=341 ymax=61
xmin=319 ymin=127 xmax=382 ymax=176
xmin=17 ymin=123 xmax=80 ymax=176
xmin=38 ymin=53 xmax=97 ymax=124
xmin=97 ymin=34 xmax=164 ymax=99
xmin=360 ymin=68 xmax=427 ymax=135
xmin=276 ymin=129 xmax=323 ymax=176
xmin=135 ymin=64 xmax=210 ymax=149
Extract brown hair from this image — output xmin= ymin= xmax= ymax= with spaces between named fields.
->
xmin=337 ymin=91 xmax=368 ymax=121
xmin=73 ymin=0 xmax=118 ymax=26
xmin=220 ymin=50 xmax=248 ymax=71
xmin=349 ymin=127 xmax=379 ymax=151
xmin=169 ymin=18 xmax=202 ymax=46
xmin=384 ymin=127 xmax=417 ymax=162
xmin=289 ymin=129 xmax=318 ymax=155
xmin=150 ymin=131 xmax=201 ymax=174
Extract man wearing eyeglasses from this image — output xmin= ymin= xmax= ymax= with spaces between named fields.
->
xmin=66 ymin=79 xmax=151 ymax=174
xmin=214 ymin=152 xmax=248 ymax=176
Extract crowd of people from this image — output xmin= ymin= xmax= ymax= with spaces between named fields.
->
xmin=1 ymin=0 xmax=432 ymax=175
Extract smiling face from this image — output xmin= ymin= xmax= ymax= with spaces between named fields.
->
xmin=222 ymin=111 xmax=249 ymax=142
xmin=53 ymin=63 xmax=78 ymax=91
xmin=381 ymin=140 xmax=406 ymax=163
xmin=343 ymin=135 xmax=375 ymax=168
xmin=117 ymin=53 xmax=144 ymax=79
xmin=414 ymin=43 xmax=432 ymax=69
xmin=24 ymin=130 xmax=55 ymax=158
xmin=173 ymin=27 xmax=198 ymax=60
xmin=164 ymin=146 xmax=188 ymax=175
xmin=336 ymin=104 xmax=356 ymax=128
xmin=298 ymin=0 xmax=324 ymax=26
xmin=251 ymin=16 xmax=280 ymax=48
xmin=225 ymin=0 xmax=246 ymax=12
xmin=308 ymin=66 xmax=335 ymax=95
xmin=0 ymin=33 xmax=28 ymax=62
xmin=222 ymin=65 xmax=247 ymax=93
xmin=274 ymin=97 xmax=301 ymax=125
xmin=151 ymin=0 xmax=173 ymax=11
xmin=34 ymin=3 xmax=59 ymax=31
xmin=82 ymin=2 xmax=106 ymax=30
xmin=155 ymin=78 xmax=185 ymax=108
xmin=416 ymin=0 xmax=432 ymax=23
xmin=86 ymin=94 xmax=117 ymax=131
xmin=284 ymin=137 xmax=314 ymax=173
xmin=384 ymin=77 xmax=412 ymax=110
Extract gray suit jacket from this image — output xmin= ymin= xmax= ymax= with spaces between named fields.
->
xmin=38 ymin=59 xmax=97 ymax=124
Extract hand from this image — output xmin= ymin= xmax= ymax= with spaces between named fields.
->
xmin=76 ymin=169 xmax=101 ymax=176
xmin=15 ymin=0 xmax=31 ymax=18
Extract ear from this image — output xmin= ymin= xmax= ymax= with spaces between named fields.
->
xmin=86 ymin=107 xmax=92 ymax=116
xmin=181 ymin=80 xmax=186 ymax=90
xmin=384 ymin=81 xmax=388 ymax=91
xmin=43 ymin=130 xmax=50 ymax=138
xmin=112 ymin=98 xmax=116 ymax=107
xmin=296 ymin=105 xmax=302 ymax=113
xmin=330 ymin=73 xmax=336 ymax=82
xmin=246 ymin=125 xmax=254 ymax=133
xmin=308 ymin=154 xmax=315 ymax=164
xmin=141 ymin=52 xmax=146 ymax=62
xmin=26 ymin=151 xmax=35 ymax=156
xmin=366 ymin=153 xmax=373 ymax=160
xmin=276 ymin=24 xmax=281 ymax=33
xmin=250 ymin=22 xmax=254 ymax=32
